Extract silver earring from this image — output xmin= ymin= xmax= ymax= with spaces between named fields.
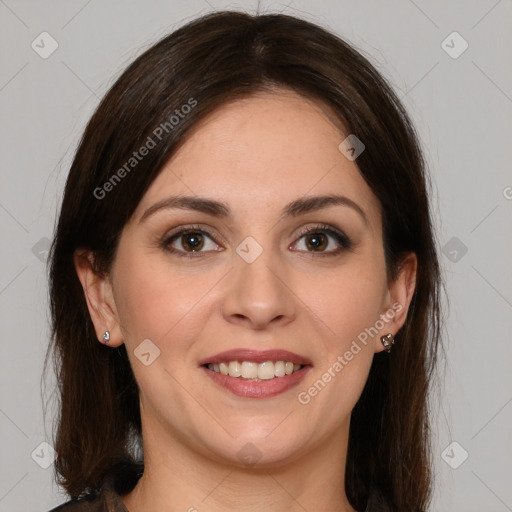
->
xmin=381 ymin=333 xmax=394 ymax=353
xmin=102 ymin=331 xmax=110 ymax=344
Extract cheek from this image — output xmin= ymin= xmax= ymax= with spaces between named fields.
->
xmin=301 ymin=260 xmax=387 ymax=341
xmin=112 ymin=250 xmax=220 ymax=344
xmin=294 ymin=257 xmax=385 ymax=406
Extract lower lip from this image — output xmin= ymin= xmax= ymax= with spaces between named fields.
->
xmin=200 ymin=366 xmax=312 ymax=399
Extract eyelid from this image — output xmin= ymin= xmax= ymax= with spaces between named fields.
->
xmin=163 ymin=224 xmax=226 ymax=245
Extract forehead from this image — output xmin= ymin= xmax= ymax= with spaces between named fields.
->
xmin=132 ymin=90 xmax=381 ymax=230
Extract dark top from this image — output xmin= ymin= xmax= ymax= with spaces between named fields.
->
xmin=47 ymin=462 xmax=142 ymax=512
xmin=47 ymin=474 xmax=130 ymax=512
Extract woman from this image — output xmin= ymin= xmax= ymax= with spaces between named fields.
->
xmin=44 ymin=10 xmax=443 ymax=512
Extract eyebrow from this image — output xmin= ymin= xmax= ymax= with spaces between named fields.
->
xmin=139 ymin=193 xmax=369 ymax=227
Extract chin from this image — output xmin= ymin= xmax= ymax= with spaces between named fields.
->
xmin=206 ymin=435 xmax=306 ymax=470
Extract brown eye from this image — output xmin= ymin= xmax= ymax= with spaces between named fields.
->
xmin=163 ymin=227 xmax=223 ymax=258
xmin=290 ymin=224 xmax=353 ymax=255
xmin=305 ymin=233 xmax=328 ymax=252
xmin=179 ymin=232 xmax=205 ymax=252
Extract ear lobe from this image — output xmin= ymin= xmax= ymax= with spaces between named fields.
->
xmin=74 ymin=249 xmax=123 ymax=346
xmin=375 ymin=252 xmax=418 ymax=353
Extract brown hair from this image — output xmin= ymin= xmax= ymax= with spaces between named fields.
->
xmin=43 ymin=10 xmax=444 ymax=511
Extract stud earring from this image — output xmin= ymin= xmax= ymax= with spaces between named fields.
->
xmin=102 ymin=331 xmax=110 ymax=344
xmin=380 ymin=333 xmax=395 ymax=353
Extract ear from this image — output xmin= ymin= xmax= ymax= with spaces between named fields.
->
xmin=374 ymin=252 xmax=417 ymax=353
xmin=74 ymin=249 xmax=123 ymax=347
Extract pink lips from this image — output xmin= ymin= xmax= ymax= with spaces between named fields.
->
xmin=198 ymin=348 xmax=313 ymax=399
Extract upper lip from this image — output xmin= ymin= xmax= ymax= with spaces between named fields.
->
xmin=198 ymin=349 xmax=313 ymax=366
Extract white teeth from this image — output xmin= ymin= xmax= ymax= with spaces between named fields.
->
xmin=241 ymin=361 xmax=258 ymax=379
xmin=274 ymin=361 xmax=285 ymax=377
xmin=258 ymin=361 xmax=275 ymax=380
xmin=219 ymin=362 xmax=229 ymax=375
xmin=207 ymin=360 xmax=304 ymax=379
xmin=228 ymin=361 xmax=241 ymax=377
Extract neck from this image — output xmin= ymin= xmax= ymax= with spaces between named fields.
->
xmin=121 ymin=416 xmax=358 ymax=512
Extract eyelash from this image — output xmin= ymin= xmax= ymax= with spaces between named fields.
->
xmin=161 ymin=223 xmax=353 ymax=259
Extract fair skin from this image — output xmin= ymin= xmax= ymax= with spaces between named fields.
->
xmin=75 ymin=90 xmax=417 ymax=512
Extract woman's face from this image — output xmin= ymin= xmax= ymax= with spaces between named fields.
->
xmin=82 ymin=90 xmax=415 ymax=467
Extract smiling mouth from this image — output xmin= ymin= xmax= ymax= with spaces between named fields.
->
xmin=202 ymin=360 xmax=306 ymax=381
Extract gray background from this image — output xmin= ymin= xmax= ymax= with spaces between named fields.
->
xmin=1 ymin=1 xmax=511 ymax=511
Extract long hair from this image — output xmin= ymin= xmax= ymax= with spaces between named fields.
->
xmin=43 ymin=11 xmax=444 ymax=511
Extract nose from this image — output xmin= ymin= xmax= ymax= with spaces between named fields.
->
xmin=221 ymin=247 xmax=296 ymax=331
